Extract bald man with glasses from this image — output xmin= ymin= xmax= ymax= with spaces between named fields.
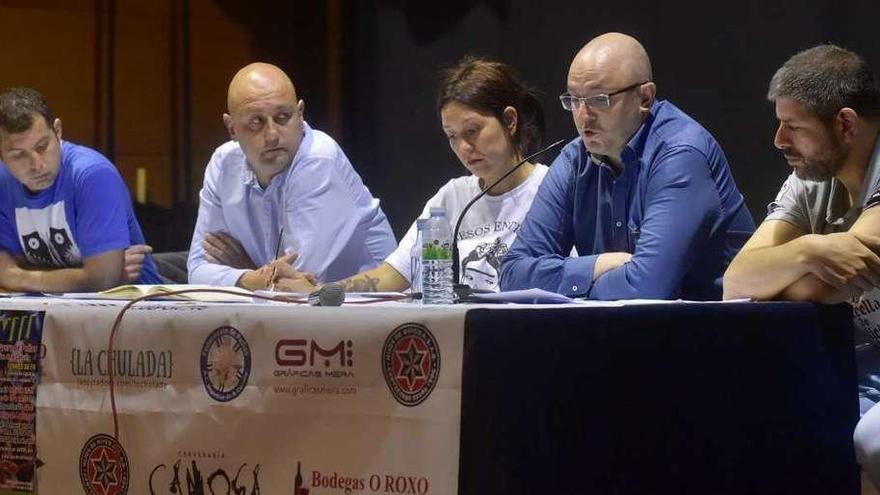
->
xmin=501 ymin=33 xmax=755 ymax=300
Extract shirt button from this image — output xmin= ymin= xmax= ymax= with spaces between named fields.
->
xmin=572 ymin=285 xmax=578 ymax=291
xmin=615 ymin=221 xmax=622 ymax=227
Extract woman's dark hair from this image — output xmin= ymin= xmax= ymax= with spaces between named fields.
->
xmin=437 ymin=56 xmax=545 ymax=156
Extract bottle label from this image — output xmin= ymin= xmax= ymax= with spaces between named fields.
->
xmin=422 ymin=240 xmax=451 ymax=260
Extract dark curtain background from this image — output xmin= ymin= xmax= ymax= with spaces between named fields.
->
xmin=338 ymin=0 xmax=880 ymax=238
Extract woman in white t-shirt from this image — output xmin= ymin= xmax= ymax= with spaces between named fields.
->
xmin=305 ymin=57 xmax=547 ymax=293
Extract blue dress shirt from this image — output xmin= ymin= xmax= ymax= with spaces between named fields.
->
xmin=188 ymin=122 xmax=396 ymax=286
xmin=501 ymin=100 xmax=755 ymax=300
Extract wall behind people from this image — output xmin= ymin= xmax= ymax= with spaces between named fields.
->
xmin=3 ymin=1 xmax=880 ymax=246
xmin=0 ymin=0 xmax=335 ymax=250
xmin=341 ymin=0 xmax=880 ymax=238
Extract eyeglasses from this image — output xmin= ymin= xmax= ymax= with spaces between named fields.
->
xmin=559 ymin=81 xmax=650 ymax=111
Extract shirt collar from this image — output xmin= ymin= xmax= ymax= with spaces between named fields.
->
xmin=621 ymin=100 xmax=658 ymax=164
xmin=590 ymin=100 xmax=659 ymax=174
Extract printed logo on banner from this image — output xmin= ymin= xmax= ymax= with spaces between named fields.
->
xmin=0 ymin=310 xmax=44 ymax=494
xmin=308 ymin=459 xmax=431 ymax=494
xmin=70 ymin=348 xmax=173 ymax=388
xmin=382 ymin=323 xmax=441 ymax=407
xmin=79 ymin=433 xmax=130 ymax=495
xmin=293 ymin=460 xmax=310 ymax=494
xmin=148 ymin=451 xmax=262 ymax=494
xmin=200 ymin=326 xmax=251 ymax=402
xmin=271 ymin=338 xmax=359 ymax=398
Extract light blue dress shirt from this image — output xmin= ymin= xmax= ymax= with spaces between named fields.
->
xmin=188 ymin=122 xmax=396 ymax=286
xmin=500 ymin=100 xmax=755 ymax=300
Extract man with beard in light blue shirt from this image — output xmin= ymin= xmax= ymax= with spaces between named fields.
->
xmin=188 ymin=63 xmax=395 ymax=290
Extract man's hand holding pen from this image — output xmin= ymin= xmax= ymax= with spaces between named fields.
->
xmin=236 ymin=253 xmax=317 ymax=291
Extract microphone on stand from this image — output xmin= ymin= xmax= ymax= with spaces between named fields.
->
xmin=308 ymin=282 xmax=346 ymax=306
xmin=451 ymin=139 xmax=566 ymax=302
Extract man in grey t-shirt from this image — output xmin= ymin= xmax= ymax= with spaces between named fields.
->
xmin=723 ymin=45 xmax=880 ymax=487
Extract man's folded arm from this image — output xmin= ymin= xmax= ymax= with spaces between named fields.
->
xmin=725 ymin=204 xmax=880 ymax=302
xmin=0 ymin=249 xmax=124 ymax=292
xmin=187 ymin=159 xmax=248 ymax=287
xmin=722 ymin=220 xmax=814 ymax=300
xmin=780 ymin=206 xmax=880 ymax=302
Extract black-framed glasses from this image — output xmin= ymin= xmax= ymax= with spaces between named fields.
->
xmin=559 ymin=81 xmax=650 ymax=111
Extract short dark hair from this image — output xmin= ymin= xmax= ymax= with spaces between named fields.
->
xmin=0 ymin=87 xmax=55 ymax=135
xmin=768 ymin=44 xmax=880 ymax=121
xmin=437 ymin=56 xmax=545 ymax=156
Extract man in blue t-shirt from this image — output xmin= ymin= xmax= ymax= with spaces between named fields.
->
xmin=0 ymin=87 xmax=160 ymax=291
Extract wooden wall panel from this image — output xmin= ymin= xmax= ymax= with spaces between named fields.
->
xmin=187 ymin=0 xmax=253 ymax=202
xmin=0 ymin=2 xmax=97 ymax=147
xmin=113 ymin=1 xmax=173 ymax=205
xmin=0 ymin=1 xmax=336 ymax=250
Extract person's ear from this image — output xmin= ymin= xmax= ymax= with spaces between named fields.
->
xmin=222 ymin=113 xmax=236 ymax=141
xmin=837 ymin=107 xmax=859 ymax=144
xmin=297 ymin=99 xmax=305 ymax=119
xmin=502 ymin=106 xmax=519 ymax=136
xmin=53 ymin=118 xmax=63 ymax=140
xmin=638 ymin=82 xmax=657 ymax=113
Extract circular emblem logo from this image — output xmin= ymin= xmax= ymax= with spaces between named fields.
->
xmin=200 ymin=325 xmax=251 ymax=402
xmin=79 ymin=433 xmax=130 ymax=495
xmin=382 ymin=323 xmax=441 ymax=406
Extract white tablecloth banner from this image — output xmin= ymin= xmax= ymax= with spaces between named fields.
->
xmin=35 ymin=301 xmax=467 ymax=494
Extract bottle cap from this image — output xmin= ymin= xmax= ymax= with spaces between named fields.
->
xmin=429 ymin=206 xmax=446 ymax=216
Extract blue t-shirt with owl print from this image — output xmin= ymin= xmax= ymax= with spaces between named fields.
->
xmin=0 ymin=140 xmax=160 ymax=283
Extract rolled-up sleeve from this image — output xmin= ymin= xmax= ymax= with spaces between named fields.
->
xmin=764 ymin=172 xmax=810 ymax=230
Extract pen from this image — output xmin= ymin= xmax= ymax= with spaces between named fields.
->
xmin=269 ymin=227 xmax=284 ymax=291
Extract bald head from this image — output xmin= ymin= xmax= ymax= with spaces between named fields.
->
xmin=227 ymin=62 xmax=297 ymax=115
xmin=565 ymin=33 xmax=656 ymax=168
xmin=223 ymin=62 xmax=305 ymax=187
xmin=570 ymin=33 xmax=653 ymax=86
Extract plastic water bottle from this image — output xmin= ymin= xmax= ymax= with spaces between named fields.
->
xmin=421 ymin=207 xmax=454 ymax=304
xmin=409 ymin=218 xmax=426 ymax=301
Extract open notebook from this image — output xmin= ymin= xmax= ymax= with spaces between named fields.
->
xmin=92 ymin=284 xmax=254 ymax=302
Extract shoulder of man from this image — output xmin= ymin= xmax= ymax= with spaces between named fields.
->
xmin=62 ymin=141 xmax=113 ymax=168
xmin=645 ymin=100 xmax=718 ymax=152
xmin=297 ymin=124 xmax=344 ymax=163
xmin=61 ymin=141 xmax=125 ymax=185
xmin=210 ymin=140 xmax=245 ymax=164
xmin=766 ymin=171 xmax=825 ymax=218
xmin=202 ymin=140 xmax=247 ymax=179
xmin=548 ymin=137 xmax=587 ymax=172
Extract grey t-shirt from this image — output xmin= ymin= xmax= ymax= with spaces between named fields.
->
xmin=763 ymin=136 xmax=880 ymax=387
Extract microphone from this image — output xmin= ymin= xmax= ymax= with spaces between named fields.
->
xmin=451 ymin=138 xmax=566 ymax=302
xmin=308 ymin=282 xmax=345 ymax=306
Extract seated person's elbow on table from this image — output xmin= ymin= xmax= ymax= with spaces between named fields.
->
xmin=781 ymin=275 xmax=850 ymax=304
xmin=722 ymin=266 xmax=755 ymax=301
xmin=82 ymin=250 xmax=128 ymax=291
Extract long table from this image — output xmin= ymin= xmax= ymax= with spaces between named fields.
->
xmin=0 ymin=297 xmax=859 ymax=494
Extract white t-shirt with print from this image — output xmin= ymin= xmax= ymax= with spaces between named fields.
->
xmin=385 ymin=164 xmax=548 ymax=292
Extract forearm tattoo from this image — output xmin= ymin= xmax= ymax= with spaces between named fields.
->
xmin=344 ymin=274 xmax=380 ymax=292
